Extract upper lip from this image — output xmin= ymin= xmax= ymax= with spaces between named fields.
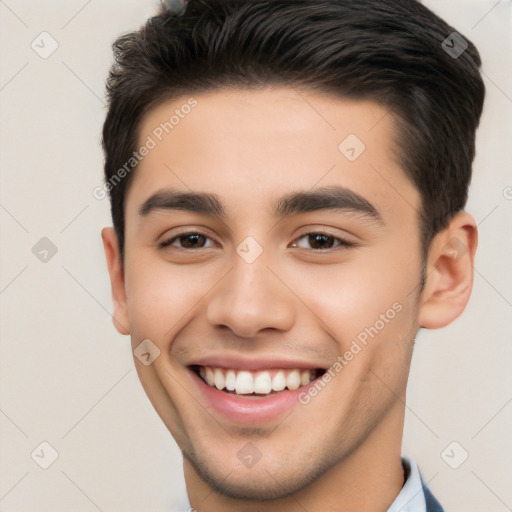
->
xmin=188 ymin=354 xmax=329 ymax=371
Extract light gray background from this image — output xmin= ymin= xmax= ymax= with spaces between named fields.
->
xmin=1 ymin=1 xmax=511 ymax=510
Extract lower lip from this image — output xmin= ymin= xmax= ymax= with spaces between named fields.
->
xmin=188 ymin=369 xmax=314 ymax=425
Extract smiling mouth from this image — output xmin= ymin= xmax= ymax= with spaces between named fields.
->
xmin=191 ymin=365 xmax=326 ymax=396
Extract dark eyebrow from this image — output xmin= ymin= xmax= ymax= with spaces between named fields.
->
xmin=139 ymin=190 xmax=225 ymax=217
xmin=139 ymin=186 xmax=384 ymax=225
xmin=274 ymin=186 xmax=384 ymax=225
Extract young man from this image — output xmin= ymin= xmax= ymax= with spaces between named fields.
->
xmin=101 ymin=0 xmax=485 ymax=510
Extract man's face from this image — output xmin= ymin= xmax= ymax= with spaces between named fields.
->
xmin=120 ymin=88 xmax=424 ymax=499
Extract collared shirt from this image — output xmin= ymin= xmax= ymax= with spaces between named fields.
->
xmin=171 ymin=456 xmax=443 ymax=512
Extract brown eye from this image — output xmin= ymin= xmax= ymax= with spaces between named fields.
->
xmin=159 ymin=232 xmax=213 ymax=249
xmin=291 ymin=232 xmax=354 ymax=251
xmin=308 ymin=234 xmax=335 ymax=250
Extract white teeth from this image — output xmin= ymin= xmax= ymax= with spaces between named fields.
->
xmin=225 ymin=369 xmax=236 ymax=391
xmin=271 ymin=370 xmax=286 ymax=391
xmin=286 ymin=370 xmax=301 ymax=390
xmin=235 ymin=371 xmax=253 ymax=394
xmin=205 ymin=367 xmax=214 ymax=386
xmin=214 ymin=368 xmax=225 ymax=390
xmin=253 ymin=371 xmax=272 ymax=394
xmin=199 ymin=366 xmax=318 ymax=395
xmin=300 ymin=370 xmax=311 ymax=386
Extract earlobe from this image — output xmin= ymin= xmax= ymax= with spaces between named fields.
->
xmin=101 ymin=227 xmax=131 ymax=335
xmin=418 ymin=212 xmax=478 ymax=329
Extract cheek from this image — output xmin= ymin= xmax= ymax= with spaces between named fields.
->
xmin=297 ymin=248 xmax=420 ymax=344
xmin=123 ymin=257 xmax=197 ymax=339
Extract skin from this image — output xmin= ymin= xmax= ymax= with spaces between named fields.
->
xmin=102 ymin=88 xmax=477 ymax=511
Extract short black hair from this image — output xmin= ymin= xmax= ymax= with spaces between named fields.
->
xmin=102 ymin=0 xmax=485 ymax=260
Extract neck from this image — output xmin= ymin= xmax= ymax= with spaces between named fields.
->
xmin=183 ymin=401 xmax=406 ymax=512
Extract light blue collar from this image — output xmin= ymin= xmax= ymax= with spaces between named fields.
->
xmin=387 ymin=456 xmax=427 ymax=512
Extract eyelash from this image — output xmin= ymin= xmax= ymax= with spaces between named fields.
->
xmin=158 ymin=230 xmax=356 ymax=251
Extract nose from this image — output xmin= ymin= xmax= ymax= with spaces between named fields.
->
xmin=206 ymin=251 xmax=296 ymax=338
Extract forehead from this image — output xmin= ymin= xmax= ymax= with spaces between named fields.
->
xmin=126 ymin=87 xmax=419 ymax=222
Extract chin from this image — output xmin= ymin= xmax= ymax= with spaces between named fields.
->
xmin=183 ymin=448 xmax=331 ymax=502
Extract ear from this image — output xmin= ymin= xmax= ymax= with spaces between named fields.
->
xmin=418 ymin=211 xmax=478 ymax=329
xmin=101 ymin=227 xmax=131 ymax=335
